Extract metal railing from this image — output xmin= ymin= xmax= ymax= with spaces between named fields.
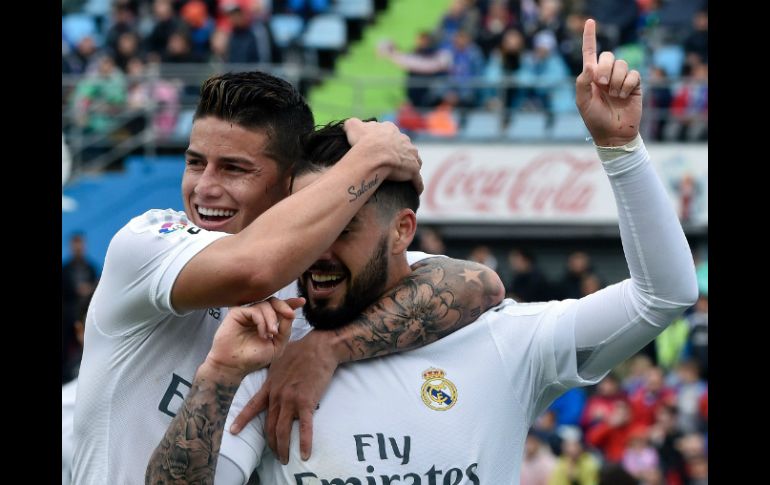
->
xmin=62 ymin=63 xmax=707 ymax=181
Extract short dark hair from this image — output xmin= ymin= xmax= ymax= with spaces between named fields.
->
xmin=194 ymin=71 xmax=314 ymax=174
xmin=297 ymin=120 xmax=419 ymax=220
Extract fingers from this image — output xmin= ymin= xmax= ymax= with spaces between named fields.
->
xmin=256 ymin=304 xmax=278 ymax=338
xmin=608 ymin=59 xmax=628 ymax=97
xmin=229 ymin=306 xmax=274 ymax=338
xmin=267 ymin=297 xmax=304 ymax=322
xmin=275 ymin=404 xmax=295 ymax=464
xmin=619 ymin=69 xmax=641 ymax=99
xmin=595 ymin=51 xmax=615 ymax=87
xmin=230 ymin=386 xmax=268 ymax=434
xmin=582 ymin=18 xmax=597 ymax=70
xmin=265 ymin=394 xmax=280 ymax=455
xmin=298 ymin=408 xmax=314 ymax=461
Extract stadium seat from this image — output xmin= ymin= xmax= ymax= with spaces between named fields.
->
xmin=551 ymin=112 xmax=589 ymax=141
xmin=83 ymin=0 xmax=112 ymax=17
xmin=270 ymin=14 xmax=305 ymax=48
xmin=301 ymin=14 xmax=347 ymax=50
xmin=504 ymin=112 xmax=548 ymax=141
xmin=334 ymin=0 xmax=374 ymax=19
xmin=461 ymin=111 xmax=503 ymax=140
xmin=62 ymin=14 xmax=100 ymax=47
xmin=172 ymin=109 xmax=195 ymax=141
xmin=653 ymin=45 xmax=685 ymax=79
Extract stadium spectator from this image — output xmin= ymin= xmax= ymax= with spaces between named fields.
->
xmin=645 ymin=66 xmax=673 ymax=141
xmin=549 ymin=426 xmax=600 ymax=485
xmin=512 ymin=29 xmax=572 ymax=112
xmin=62 ymin=233 xmax=99 ymax=383
xmin=670 ymin=360 xmax=708 ymax=434
xmin=62 ymin=35 xmax=99 ymax=75
xmin=180 ymin=0 xmax=216 ymax=58
xmin=521 ymin=430 xmax=557 ymax=485
xmin=417 ymin=226 xmax=447 ymax=255
xmin=482 ymin=27 xmax=526 ymax=107
xmin=586 ymin=399 xmax=635 ymax=463
xmin=469 ymin=244 xmax=499 ymax=271
xmin=476 ymin=0 xmax=514 ymax=57
xmin=145 ymin=0 xmax=182 ymax=61
xmin=557 ymin=250 xmax=592 ymax=299
xmin=649 ymin=405 xmax=688 ymax=485
xmin=581 ymin=374 xmax=627 ymax=432
xmin=224 ymin=4 xmax=275 ymax=64
xmin=685 ymin=295 xmax=708 ymax=380
xmin=683 ymin=10 xmax=708 ymax=65
xmin=628 ymin=367 xmax=676 ymax=426
xmin=621 ymin=424 xmax=661 ymax=483
xmin=621 ymin=353 xmax=654 ymax=395
xmin=508 ymin=247 xmax=552 ymax=302
xmin=548 ymin=388 xmax=587 ymax=428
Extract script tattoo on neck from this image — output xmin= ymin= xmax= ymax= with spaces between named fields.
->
xmin=146 ymin=377 xmax=239 ymax=484
xmin=348 ymin=174 xmax=380 ymax=202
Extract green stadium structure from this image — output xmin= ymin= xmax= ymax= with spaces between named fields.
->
xmin=308 ymin=0 xmax=452 ymax=124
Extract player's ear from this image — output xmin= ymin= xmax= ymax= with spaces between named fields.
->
xmin=391 ymin=209 xmax=417 ymax=255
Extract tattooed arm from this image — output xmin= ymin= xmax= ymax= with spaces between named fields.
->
xmin=146 ymin=301 xmax=300 ymax=484
xmin=146 ymin=365 xmax=241 ymax=485
xmin=231 ymin=256 xmax=505 ymax=464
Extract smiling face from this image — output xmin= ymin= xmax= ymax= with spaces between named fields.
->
xmin=182 ymin=116 xmax=288 ymax=234
xmin=293 ymin=172 xmax=392 ymax=329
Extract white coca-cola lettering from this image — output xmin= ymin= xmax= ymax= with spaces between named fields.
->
xmin=425 ymin=150 xmax=599 ymax=215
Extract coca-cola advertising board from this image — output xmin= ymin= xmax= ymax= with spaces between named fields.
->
xmin=417 ymin=143 xmax=707 ymax=227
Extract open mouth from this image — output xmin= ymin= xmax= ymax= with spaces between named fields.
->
xmin=196 ymin=205 xmax=237 ymax=223
xmin=304 ymin=269 xmax=348 ymax=298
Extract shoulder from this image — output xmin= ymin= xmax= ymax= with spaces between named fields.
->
xmin=126 ymin=208 xmax=194 ymax=235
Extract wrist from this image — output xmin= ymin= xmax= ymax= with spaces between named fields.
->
xmin=199 ymin=357 xmax=248 ymax=386
xmin=594 ymin=133 xmax=643 ymax=162
xmin=593 ymin=134 xmax=639 ymax=148
xmin=307 ymin=329 xmax=349 ymax=365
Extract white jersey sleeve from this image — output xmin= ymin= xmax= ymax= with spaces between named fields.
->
xmin=219 ymin=370 xmax=269 ymax=480
xmin=491 ymin=140 xmax=698 ymax=421
xmin=213 ymin=455 xmax=248 ymax=485
xmin=94 ymin=209 xmax=229 ymax=335
xmin=406 ymin=250 xmax=444 ymax=266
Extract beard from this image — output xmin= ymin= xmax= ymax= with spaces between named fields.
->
xmin=299 ymin=236 xmax=390 ymax=330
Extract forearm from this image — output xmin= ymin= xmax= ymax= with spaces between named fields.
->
xmin=146 ymin=362 xmax=244 ymax=484
xmin=601 ymin=138 xmax=698 ymax=321
xmin=175 ymin=141 xmax=390 ymax=309
xmin=323 ymin=257 xmax=505 ymax=362
xmin=567 ymin=140 xmax=698 ymax=379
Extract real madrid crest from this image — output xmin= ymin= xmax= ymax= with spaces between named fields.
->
xmin=421 ymin=367 xmax=457 ymax=411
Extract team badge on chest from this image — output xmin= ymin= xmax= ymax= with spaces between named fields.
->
xmin=421 ymin=367 xmax=457 ymax=411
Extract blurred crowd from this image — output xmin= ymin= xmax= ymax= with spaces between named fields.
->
xmin=62 ymin=0 xmax=708 ymax=146
xmin=380 ymin=0 xmax=708 ymax=141
xmin=416 ymin=226 xmax=709 ymax=485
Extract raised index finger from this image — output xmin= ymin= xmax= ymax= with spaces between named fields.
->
xmin=582 ymin=19 xmax=597 ymax=69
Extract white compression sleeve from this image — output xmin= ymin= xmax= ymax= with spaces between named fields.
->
xmin=214 ymin=455 xmax=248 ymax=485
xmin=559 ymin=139 xmax=698 ymax=381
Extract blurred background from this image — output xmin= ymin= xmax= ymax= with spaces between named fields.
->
xmin=61 ymin=1 xmax=708 ymax=484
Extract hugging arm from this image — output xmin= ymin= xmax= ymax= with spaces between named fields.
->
xmin=231 ymin=256 xmax=505 ymax=463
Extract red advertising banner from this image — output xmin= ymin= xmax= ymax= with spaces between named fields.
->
xmin=416 ymin=143 xmax=707 ymax=226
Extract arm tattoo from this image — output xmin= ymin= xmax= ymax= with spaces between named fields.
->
xmin=146 ymin=377 xmax=239 ymax=484
xmin=333 ymin=257 xmax=505 ymax=361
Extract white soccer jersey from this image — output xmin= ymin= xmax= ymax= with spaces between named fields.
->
xmin=216 ymin=141 xmax=698 ymax=484
xmin=62 ymin=379 xmax=78 ymax=485
xmin=220 ymin=299 xmax=601 ymax=484
xmin=71 ymin=207 xmax=435 ymax=485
